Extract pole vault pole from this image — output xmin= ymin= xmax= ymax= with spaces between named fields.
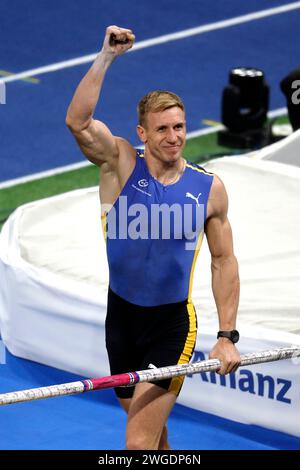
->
xmin=0 ymin=347 xmax=299 ymax=406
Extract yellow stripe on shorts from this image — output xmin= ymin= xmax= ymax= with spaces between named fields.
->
xmin=168 ymin=301 xmax=197 ymax=395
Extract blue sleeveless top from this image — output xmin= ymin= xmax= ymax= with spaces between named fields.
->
xmin=104 ymin=150 xmax=214 ymax=306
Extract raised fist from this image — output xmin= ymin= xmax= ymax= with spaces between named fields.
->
xmin=103 ymin=25 xmax=135 ymax=56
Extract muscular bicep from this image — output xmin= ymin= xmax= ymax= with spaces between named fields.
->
xmin=205 ymin=175 xmax=234 ymax=259
xmin=71 ymin=119 xmax=119 ymax=167
xmin=205 ymin=214 xmax=234 ymax=260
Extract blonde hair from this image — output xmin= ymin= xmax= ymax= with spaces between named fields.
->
xmin=137 ymin=91 xmax=185 ymax=126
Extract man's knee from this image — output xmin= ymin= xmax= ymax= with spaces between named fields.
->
xmin=126 ymin=432 xmax=159 ymax=450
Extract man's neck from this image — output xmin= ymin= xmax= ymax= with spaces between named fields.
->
xmin=144 ymin=151 xmax=185 ymax=185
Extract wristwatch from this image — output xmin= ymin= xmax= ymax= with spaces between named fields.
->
xmin=217 ymin=329 xmax=240 ymax=344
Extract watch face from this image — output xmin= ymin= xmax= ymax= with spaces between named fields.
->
xmin=217 ymin=330 xmax=240 ymax=343
xmin=231 ymin=330 xmax=240 ymax=343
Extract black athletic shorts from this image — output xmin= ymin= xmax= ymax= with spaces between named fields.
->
xmin=105 ymin=287 xmax=198 ymax=399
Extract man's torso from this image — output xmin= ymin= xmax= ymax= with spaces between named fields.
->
xmin=102 ymin=149 xmax=214 ymax=306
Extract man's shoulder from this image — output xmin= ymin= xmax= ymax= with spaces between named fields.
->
xmin=116 ymin=138 xmax=137 ymax=165
xmin=207 ymin=174 xmax=228 ymax=219
xmin=209 ymin=174 xmax=226 ymax=195
xmin=116 ymin=137 xmax=136 ymax=155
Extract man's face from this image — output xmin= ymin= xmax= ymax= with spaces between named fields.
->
xmin=137 ymin=107 xmax=186 ymax=163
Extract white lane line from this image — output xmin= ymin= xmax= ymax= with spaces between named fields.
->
xmin=268 ymin=107 xmax=288 ymax=118
xmin=0 ymin=107 xmax=287 ymax=190
xmin=0 ymin=160 xmax=92 ymax=190
xmin=1 ymin=2 xmax=300 ymax=84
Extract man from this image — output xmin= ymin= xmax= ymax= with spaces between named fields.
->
xmin=66 ymin=25 xmax=240 ymax=450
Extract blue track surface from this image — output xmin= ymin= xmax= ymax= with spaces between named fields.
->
xmin=1 ymin=1 xmax=300 ymax=181
xmin=1 ymin=349 xmax=300 ymax=450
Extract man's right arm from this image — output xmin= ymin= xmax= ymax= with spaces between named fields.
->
xmin=65 ymin=26 xmax=135 ymax=169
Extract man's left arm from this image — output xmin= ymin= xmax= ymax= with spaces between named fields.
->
xmin=205 ymin=175 xmax=241 ymax=374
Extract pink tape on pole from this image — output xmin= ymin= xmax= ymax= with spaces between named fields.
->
xmin=83 ymin=372 xmax=139 ymax=391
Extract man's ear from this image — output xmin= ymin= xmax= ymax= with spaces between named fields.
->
xmin=136 ymin=125 xmax=147 ymax=143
